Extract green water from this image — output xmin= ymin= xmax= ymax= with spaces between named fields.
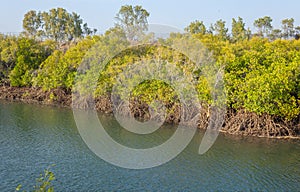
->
xmin=0 ymin=101 xmax=299 ymax=191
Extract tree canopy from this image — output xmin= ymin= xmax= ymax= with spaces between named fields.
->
xmin=115 ymin=5 xmax=150 ymax=41
xmin=185 ymin=20 xmax=206 ymax=35
xmin=253 ymin=16 xmax=273 ymax=37
xmin=0 ymin=6 xmax=299 ymax=124
xmin=231 ymin=17 xmax=248 ymax=42
xmin=23 ymin=8 xmax=96 ymax=43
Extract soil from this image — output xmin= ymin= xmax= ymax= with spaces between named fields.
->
xmin=1 ymin=85 xmax=299 ymax=139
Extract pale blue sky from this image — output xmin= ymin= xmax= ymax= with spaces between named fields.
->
xmin=1 ymin=0 xmax=300 ymax=34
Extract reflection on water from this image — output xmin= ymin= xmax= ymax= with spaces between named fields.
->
xmin=0 ymin=101 xmax=299 ymax=191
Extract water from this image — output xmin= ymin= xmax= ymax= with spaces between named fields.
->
xmin=0 ymin=101 xmax=299 ymax=191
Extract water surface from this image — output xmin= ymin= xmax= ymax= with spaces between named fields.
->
xmin=0 ymin=101 xmax=299 ymax=191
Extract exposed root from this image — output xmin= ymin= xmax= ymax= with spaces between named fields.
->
xmin=223 ymin=109 xmax=299 ymax=138
xmin=0 ymin=85 xmax=71 ymax=107
xmin=0 ymin=85 xmax=299 ymax=139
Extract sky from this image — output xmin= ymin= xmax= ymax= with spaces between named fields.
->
xmin=1 ymin=0 xmax=300 ymax=34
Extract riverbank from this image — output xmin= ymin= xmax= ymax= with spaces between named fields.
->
xmin=1 ymin=85 xmax=299 ymax=139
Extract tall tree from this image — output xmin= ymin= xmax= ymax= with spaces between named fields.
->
xmin=212 ymin=19 xmax=228 ymax=40
xmin=22 ymin=10 xmax=43 ymax=38
xmin=281 ymin=18 xmax=295 ymax=39
xmin=185 ymin=20 xmax=206 ymax=35
xmin=246 ymin=28 xmax=252 ymax=40
xmin=115 ymin=5 xmax=150 ymax=42
xmin=254 ymin=16 xmax=273 ymax=38
xmin=231 ymin=17 xmax=247 ymax=42
xmin=269 ymin=29 xmax=282 ymax=41
xmin=295 ymin=26 xmax=300 ymax=40
xmin=295 ymin=26 xmax=300 ymax=34
xmin=23 ymin=8 xmax=96 ymax=43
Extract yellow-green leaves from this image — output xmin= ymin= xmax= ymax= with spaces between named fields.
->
xmin=223 ymin=38 xmax=300 ymax=120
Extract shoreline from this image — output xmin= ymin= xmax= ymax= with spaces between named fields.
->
xmin=1 ymin=85 xmax=299 ymax=139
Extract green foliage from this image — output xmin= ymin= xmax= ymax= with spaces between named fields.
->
xmin=1 ymin=8 xmax=299 ymax=121
xmin=33 ymin=50 xmax=64 ymax=89
xmin=131 ymin=79 xmax=179 ymax=105
xmin=34 ymin=36 xmax=100 ymax=90
xmin=115 ymin=5 xmax=150 ymax=41
xmin=94 ymin=43 xmax=197 ymax=97
xmin=0 ymin=35 xmax=19 ymax=81
xmin=185 ymin=20 xmax=206 ymax=35
xmin=23 ymin=8 xmax=96 ymax=42
xmin=9 ymin=38 xmax=51 ymax=87
xmin=254 ymin=16 xmax=273 ymax=38
xmin=22 ymin=10 xmax=43 ymax=38
xmin=223 ymin=38 xmax=300 ymax=120
xmin=16 ymin=165 xmax=55 ymax=192
xmin=210 ymin=19 xmax=229 ymax=40
xmin=281 ymin=18 xmax=295 ymax=39
xmin=231 ymin=17 xmax=248 ymax=42
xmin=269 ymin=29 xmax=282 ymax=41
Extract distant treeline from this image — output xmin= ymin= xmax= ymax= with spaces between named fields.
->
xmin=186 ymin=16 xmax=300 ymax=41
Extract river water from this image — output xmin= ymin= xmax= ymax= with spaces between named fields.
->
xmin=0 ymin=101 xmax=299 ymax=191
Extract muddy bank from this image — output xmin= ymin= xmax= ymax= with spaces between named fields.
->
xmin=0 ymin=85 xmax=72 ymax=107
xmin=0 ymin=85 xmax=299 ymax=138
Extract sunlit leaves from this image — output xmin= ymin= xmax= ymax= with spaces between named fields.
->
xmin=34 ymin=36 xmax=100 ymax=90
xmin=23 ymin=8 xmax=96 ymax=43
xmin=9 ymin=38 xmax=51 ymax=87
xmin=223 ymin=38 xmax=300 ymax=120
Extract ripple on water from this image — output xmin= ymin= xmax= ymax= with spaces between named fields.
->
xmin=0 ymin=101 xmax=299 ymax=191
